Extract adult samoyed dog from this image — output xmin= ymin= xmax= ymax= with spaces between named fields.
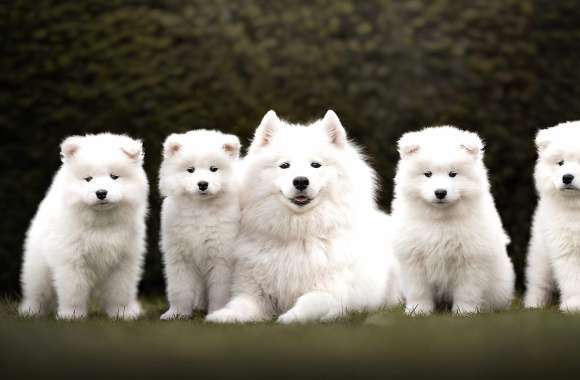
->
xmin=206 ymin=110 xmax=401 ymax=324
xmin=525 ymin=122 xmax=580 ymax=312
xmin=159 ymin=130 xmax=241 ymax=319
xmin=391 ymin=126 xmax=514 ymax=315
xmin=19 ymin=133 xmax=149 ymax=320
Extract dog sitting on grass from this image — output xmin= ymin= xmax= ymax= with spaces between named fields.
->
xmin=19 ymin=134 xmax=149 ymax=320
xmin=159 ymin=130 xmax=241 ymax=319
xmin=391 ymin=127 xmax=514 ymax=315
xmin=525 ymin=122 xmax=580 ymax=312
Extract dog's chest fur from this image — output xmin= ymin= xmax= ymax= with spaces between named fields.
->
xmin=163 ymin=200 xmax=238 ymax=270
xmin=243 ymin=235 xmax=349 ymax=313
xmin=173 ymin=216 xmax=232 ymax=250
xmin=57 ymin=216 xmax=139 ymax=275
xmin=541 ymin=203 xmax=580 ymax=258
xmin=397 ymin=219 xmax=491 ymax=289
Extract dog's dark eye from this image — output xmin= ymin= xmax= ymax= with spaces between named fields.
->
xmin=187 ymin=167 xmax=195 ymax=173
xmin=424 ymin=171 xmax=432 ymax=178
xmin=449 ymin=171 xmax=457 ymax=178
xmin=110 ymin=174 xmax=119 ymax=180
xmin=210 ymin=166 xmax=218 ymax=172
xmin=558 ymin=160 xmax=565 ymax=166
xmin=279 ymin=162 xmax=290 ymax=169
xmin=84 ymin=176 xmax=93 ymax=182
xmin=311 ymin=162 xmax=321 ymax=168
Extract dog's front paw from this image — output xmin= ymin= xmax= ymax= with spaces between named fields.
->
xmin=106 ymin=302 xmax=142 ymax=320
xmin=206 ymin=308 xmax=247 ymax=324
xmin=524 ymin=296 xmax=548 ymax=309
xmin=277 ymin=310 xmax=303 ymax=324
xmin=404 ymin=302 xmax=434 ymax=316
xmin=452 ymin=303 xmax=480 ymax=316
xmin=18 ymin=302 xmax=45 ymax=318
xmin=160 ymin=308 xmax=191 ymax=321
xmin=560 ymin=297 xmax=580 ymax=313
xmin=57 ymin=307 xmax=87 ymax=320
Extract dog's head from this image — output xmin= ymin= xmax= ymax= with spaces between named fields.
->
xmin=60 ymin=133 xmax=148 ymax=211
xmin=159 ymin=130 xmax=240 ymax=200
xmin=245 ymin=110 xmax=353 ymax=214
xmin=395 ymin=126 xmax=487 ymax=209
xmin=535 ymin=123 xmax=580 ymax=199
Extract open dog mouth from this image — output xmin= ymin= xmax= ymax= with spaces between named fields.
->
xmin=291 ymin=195 xmax=311 ymax=206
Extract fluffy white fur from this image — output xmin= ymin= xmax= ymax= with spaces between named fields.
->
xmin=525 ymin=122 xmax=580 ymax=312
xmin=159 ymin=130 xmax=241 ymax=319
xmin=206 ymin=110 xmax=401 ymax=324
xmin=392 ymin=126 xmax=514 ymax=315
xmin=19 ymin=133 xmax=149 ymax=320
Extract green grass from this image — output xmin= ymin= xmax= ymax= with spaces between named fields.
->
xmin=1 ymin=298 xmax=580 ymax=380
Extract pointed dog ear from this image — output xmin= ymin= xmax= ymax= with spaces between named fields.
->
xmin=60 ymin=135 xmax=83 ymax=162
xmin=163 ymin=134 xmax=182 ymax=158
xmin=459 ymin=131 xmax=484 ymax=158
xmin=397 ymin=132 xmax=421 ymax=158
xmin=248 ymin=110 xmax=280 ymax=153
xmin=322 ymin=110 xmax=347 ymax=148
xmin=121 ymin=138 xmax=144 ymax=162
xmin=535 ymin=128 xmax=551 ymax=152
xmin=223 ymin=134 xmax=241 ymax=159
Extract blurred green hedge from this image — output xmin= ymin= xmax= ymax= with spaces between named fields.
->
xmin=1 ymin=0 xmax=580 ymax=296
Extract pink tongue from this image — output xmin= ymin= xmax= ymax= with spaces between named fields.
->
xmin=295 ymin=196 xmax=307 ymax=202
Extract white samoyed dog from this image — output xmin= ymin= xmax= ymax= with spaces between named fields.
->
xmin=206 ymin=110 xmax=401 ymax=324
xmin=159 ymin=130 xmax=241 ymax=319
xmin=19 ymin=133 xmax=149 ymax=320
xmin=391 ymin=126 xmax=514 ymax=315
xmin=525 ymin=122 xmax=580 ymax=312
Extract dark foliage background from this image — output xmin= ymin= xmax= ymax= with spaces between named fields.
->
xmin=1 ymin=0 xmax=579 ymax=297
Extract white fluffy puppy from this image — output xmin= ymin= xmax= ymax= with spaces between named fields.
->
xmin=19 ymin=133 xmax=149 ymax=320
xmin=525 ymin=122 xmax=580 ymax=312
xmin=206 ymin=110 xmax=401 ymax=324
xmin=392 ymin=126 xmax=514 ymax=315
xmin=159 ymin=130 xmax=241 ymax=319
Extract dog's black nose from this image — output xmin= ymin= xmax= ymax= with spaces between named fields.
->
xmin=293 ymin=176 xmax=309 ymax=191
xmin=96 ymin=190 xmax=108 ymax=200
xmin=434 ymin=189 xmax=447 ymax=200
xmin=198 ymin=181 xmax=209 ymax=191
xmin=563 ymin=174 xmax=575 ymax=185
